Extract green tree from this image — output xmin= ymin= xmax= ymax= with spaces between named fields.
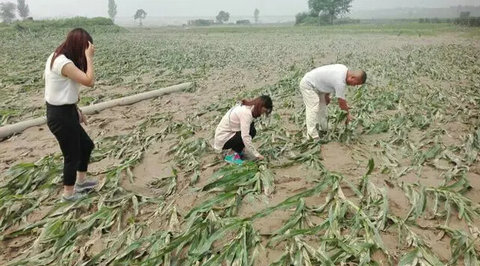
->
xmin=216 ymin=10 xmax=230 ymax=24
xmin=308 ymin=0 xmax=352 ymax=24
xmin=17 ymin=0 xmax=28 ymax=20
xmin=108 ymin=0 xmax=117 ymax=22
xmin=0 ymin=2 xmax=16 ymax=23
xmin=254 ymin=8 xmax=260 ymax=24
xmin=134 ymin=9 xmax=147 ymax=26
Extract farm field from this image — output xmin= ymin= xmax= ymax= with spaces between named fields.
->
xmin=1 ymin=21 xmax=480 ymax=265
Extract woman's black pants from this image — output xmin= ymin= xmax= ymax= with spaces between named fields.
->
xmin=222 ymin=122 xmax=256 ymax=154
xmin=46 ymin=103 xmax=94 ymax=186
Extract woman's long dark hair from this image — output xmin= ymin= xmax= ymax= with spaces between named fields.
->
xmin=50 ymin=28 xmax=93 ymax=73
xmin=241 ymin=95 xmax=273 ymax=118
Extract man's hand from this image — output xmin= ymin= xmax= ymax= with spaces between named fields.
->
xmin=338 ymin=98 xmax=352 ymax=124
xmin=346 ymin=114 xmax=354 ymax=125
xmin=256 ymin=154 xmax=265 ymax=160
xmin=324 ymin=94 xmax=331 ymax=105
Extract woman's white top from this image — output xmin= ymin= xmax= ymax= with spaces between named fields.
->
xmin=213 ymin=105 xmax=260 ymax=157
xmin=44 ymin=53 xmax=80 ymax=105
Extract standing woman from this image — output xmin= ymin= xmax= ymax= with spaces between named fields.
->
xmin=214 ymin=95 xmax=273 ymax=165
xmin=45 ymin=28 xmax=97 ymax=201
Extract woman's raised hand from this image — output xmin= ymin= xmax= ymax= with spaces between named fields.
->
xmin=85 ymin=41 xmax=95 ymax=59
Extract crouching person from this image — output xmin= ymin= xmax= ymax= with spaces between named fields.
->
xmin=213 ymin=95 xmax=273 ymax=165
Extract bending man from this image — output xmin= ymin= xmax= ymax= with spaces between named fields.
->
xmin=299 ymin=64 xmax=366 ymax=139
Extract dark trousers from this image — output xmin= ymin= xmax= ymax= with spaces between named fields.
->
xmin=46 ymin=103 xmax=94 ymax=186
xmin=223 ymin=122 xmax=256 ymax=154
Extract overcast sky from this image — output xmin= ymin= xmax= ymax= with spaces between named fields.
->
xmin=1 ymin=0 xmax=477 ymax=18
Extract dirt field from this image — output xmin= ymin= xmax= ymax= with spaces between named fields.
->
xmin=1 ymin=22 xmax=480 ymax=265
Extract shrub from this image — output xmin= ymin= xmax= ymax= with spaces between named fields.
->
xmin=295 ymin=12 xmax=311 ymax=25
xmin=187 ymin=19 xmax=214 ymax=26
xmin=334 ymin=17 xmax=360 ymax=25
xmin=236 ymin=20 xmax=251 ymax=25
xmin=454 ymin=16 xmax=480 ymax=27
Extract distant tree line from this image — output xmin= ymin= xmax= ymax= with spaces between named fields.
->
xmin=188 ymin=19 xmax=215 ymax=26
xmin=418 ymin=18 xmax=453 ymax=23
xmin=454 ymin=17 xmax=480 ymax=26
xmin=296 ymin=12 xmax=359 ymax=25
xmin=419 ymin=12 xmax=480 ymax=27
xmin=187 ymin=9 xmax=259 ymax=27
xmin=5 ymin=17 xmax=120 ymax=36
xmin=236 ymin=20 xmax=250 ymax=25
xmin=1 ymin=1 xmax=264 ymax=28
